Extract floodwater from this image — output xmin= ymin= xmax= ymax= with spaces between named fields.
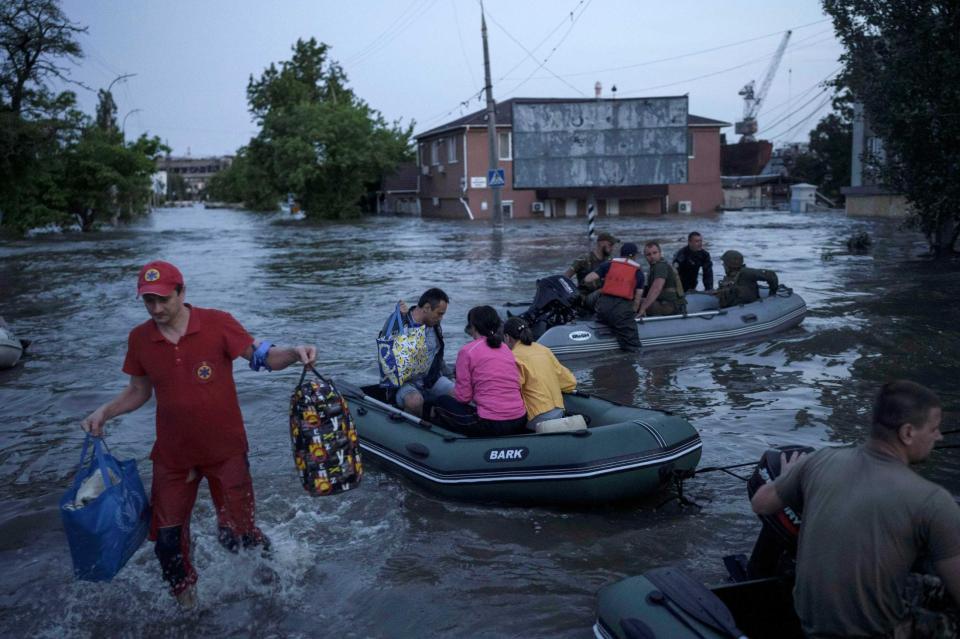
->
xmin=1 ymin=206 xmax=958 ymax=638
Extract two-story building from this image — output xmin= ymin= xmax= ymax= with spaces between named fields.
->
xmin=414 ymin=97 xmax=729 ymax=220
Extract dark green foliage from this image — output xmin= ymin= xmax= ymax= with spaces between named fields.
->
xmin=0 ymin=0 xmax=164 ymax=233
xmin=822 ymin=0 xmax=960 ymax=254
xmin=166 ymin=171 xmax=189 ymax=202
xmin=217 ymin=38 xmax=414 ymax=218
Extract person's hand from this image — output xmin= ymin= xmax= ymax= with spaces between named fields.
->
xmin=780 ymin=450 xmax=806 ymax=474
xmin=636 ymin=308 xmax=647 ymax=318
xmin=294 ymin=345 xmax=317 ymax=366
xmin=398 ymin=300 xmax=409 ymax=314
xmin=81 ymin=409 xmax=107 ymax=437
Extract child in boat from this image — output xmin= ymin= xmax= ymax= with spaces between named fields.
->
xmin=502 ymin=317 xmax=576 ymax=429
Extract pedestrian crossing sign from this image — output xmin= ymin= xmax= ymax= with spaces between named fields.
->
xmin=487 ymin=168 xmax=506 ymax=188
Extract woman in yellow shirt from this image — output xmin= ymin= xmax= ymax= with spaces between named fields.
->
xmin=502 ymin=317 xmax=577 ymax=429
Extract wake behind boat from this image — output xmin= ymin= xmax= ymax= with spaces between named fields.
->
xmin=337 ymin=381 xmax=702 ymax=505
xmin=534 ymin=287 xmax=806 ymax=358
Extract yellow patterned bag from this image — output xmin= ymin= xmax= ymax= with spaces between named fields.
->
xmin=377 ymin=304 xmax=431 ymax=388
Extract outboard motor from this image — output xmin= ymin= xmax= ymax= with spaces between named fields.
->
xmin=728 ymin=445 xmax=814 ymax=581
xmin=518 ymin=275 xmax=579 ymax=339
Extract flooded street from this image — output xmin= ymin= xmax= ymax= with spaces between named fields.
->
xmin=1 ymin=206 xmax=958 ymax=638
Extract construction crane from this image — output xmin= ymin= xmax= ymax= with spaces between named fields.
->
xmin=736 ymin=30 xmax=792 ymax=142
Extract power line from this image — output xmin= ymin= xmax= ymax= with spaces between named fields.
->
xmin=416 ymin=0 xmax=589 ymax=130
xmin=495 ymin=0 xmax=586 ymax=86
xmin=451 ymin=0 xmax=479 ymax=88
xmin=760 ymin=89 xmax=833 ymax=139
xmin=480 ymin=3 xmax=586 ymax=96
xmin=605 ymin=31 xmax=835 ymax=97
xmin=769 ymin=95 xmax=833 ymax=143
xmin=502 ymin=0 xmax=594 ymax=97
xmin=499 ymin=20 xmax=833 ymax=82
xmin=344 ymin=0 xmax=440 ymax=69
xmin=758 ymin=67 xmax=840 ymax=121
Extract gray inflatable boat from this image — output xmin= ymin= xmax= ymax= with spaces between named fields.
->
xmin=537 ymin=287 xmax=806 ymax=358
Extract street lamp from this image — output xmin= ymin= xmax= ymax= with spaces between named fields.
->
xmin=108 ymin=73 xmax=136 ymax=94
xmin=122 ymin=108 xmax=142 ymax=141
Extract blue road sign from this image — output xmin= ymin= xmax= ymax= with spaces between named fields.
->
xmin=488 ymin=168 xmax=506 ymax=188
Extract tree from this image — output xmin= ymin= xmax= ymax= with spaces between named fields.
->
xmin=165 ymin=171 xmax=189 ymax=202
xmin=0 ymin=0 xmax=88 ymax=231
xmin=95 ymin=88 xmax=117 ymax=132
xmin=0 ymin=0 xmax=86 ymax=117
xmin=785 ymin=93 xmax=852 ymax=203
xmin=0 ymin=1 xmax=165 ymax=233
xmin=822 ymin=0 xmax=960 ymax=255
xmin=239 ymin=38 xmax=413 ymax=218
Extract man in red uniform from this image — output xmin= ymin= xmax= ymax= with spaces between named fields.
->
xmin=584 ymin=242 xmax=645 ymax=351
xmin=81 ymin=260 xmax=316 ymax=609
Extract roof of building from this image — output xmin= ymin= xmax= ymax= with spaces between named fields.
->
xmin=416 ymin=97 xmax=730 ymax=139
xmin=380 ymin=162 xmax=419 ymax=192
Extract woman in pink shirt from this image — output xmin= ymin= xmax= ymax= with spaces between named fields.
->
xmin=433 ymin=306 xmax=527 ymax=436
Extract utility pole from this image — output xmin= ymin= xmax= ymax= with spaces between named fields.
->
xmin=481 ymin=3 xmax=503 ymax=231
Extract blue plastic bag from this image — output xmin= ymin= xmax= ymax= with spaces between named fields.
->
xmin=59 ymin=435 xmax=150 ymax=581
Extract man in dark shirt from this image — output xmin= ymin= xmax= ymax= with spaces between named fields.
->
xmin=672 ymin=231 xmax=714 ymax=292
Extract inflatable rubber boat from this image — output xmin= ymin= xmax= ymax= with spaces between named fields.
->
xmin=337 ymin=381 xmax=702 ymax=505
xmin=593 ymin=446 xmax=813 ymax=638
xmin=537 ymin=288 xmax=806 ymax=358
xmin=0 ymin=324 xmax=27 ymax=369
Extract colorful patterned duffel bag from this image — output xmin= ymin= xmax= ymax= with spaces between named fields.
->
xmin=289 ymin=366 xmax=362 ymax=496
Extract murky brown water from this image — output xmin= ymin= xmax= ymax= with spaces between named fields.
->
xmin=1 ymin=206 xmax=958 ymax=637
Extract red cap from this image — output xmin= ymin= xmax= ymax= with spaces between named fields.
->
xmin=137 ymin=260 xmax=184 ymax=297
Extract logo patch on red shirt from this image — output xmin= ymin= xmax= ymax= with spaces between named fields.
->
xmin=195 ymin=361 xmax=214 ymax=382
xmin=144 ymin=268 xmax=161 ymax=282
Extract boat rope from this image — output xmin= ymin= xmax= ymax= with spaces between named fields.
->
xmin=661 ymin=460 xmax=758 ymax=509
xmin=692 ymin=460 xmax=757 ymax=481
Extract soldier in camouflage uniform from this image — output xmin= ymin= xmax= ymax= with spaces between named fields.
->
xmin=564 ymin=231 xmax=617 ymax=312
xmin=637 ymin=241 xmax=686 ymax=317
xmin=714 ymin=250 xmax=779 ymax=308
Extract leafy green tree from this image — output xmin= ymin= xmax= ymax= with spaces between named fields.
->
xmin=240 ymin=38 xmax=413 ymax=218
xmin=0 ymin=0 xmax=87 ymax=231
xmin=822 ymin=0 xmax=960 ymax=255
xmin=0 ymin=1 xmax=165 ymax=233
xmin=166 ymin=171 xmax=189 ymax=202
xmin=95 ymin=88 xmax=118 ymax=133
xmin=206 ymin=147 xmax=277 ymax=210
xmin=0 ymin=0 xmax=86 ymax=117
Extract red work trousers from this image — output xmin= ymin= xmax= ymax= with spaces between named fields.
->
xmin=149 ymin=454 xmax=264 ymax=595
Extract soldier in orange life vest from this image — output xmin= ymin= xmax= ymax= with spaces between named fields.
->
xmin=584 ymin=242 xmax=645 ymax=351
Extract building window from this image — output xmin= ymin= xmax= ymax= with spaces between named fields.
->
xmin=431 ymin=139 xmax=440 ymax=165
xmin=687 ymin=131 xmax=695 ymax=158
xmin=447 ymin=136 xmax=458 ymax=163
xmin=498 ymin=131 xmax=511 ymax=160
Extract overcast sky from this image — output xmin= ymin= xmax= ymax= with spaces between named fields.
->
xmin=57 ymin=0 xmax=844 ymax=157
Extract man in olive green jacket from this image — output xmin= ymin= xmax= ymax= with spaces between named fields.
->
xmin=714 ymin=250 xmax=779 ymax=308
xmin=637 ymin=241 xmax=686 ymax=317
